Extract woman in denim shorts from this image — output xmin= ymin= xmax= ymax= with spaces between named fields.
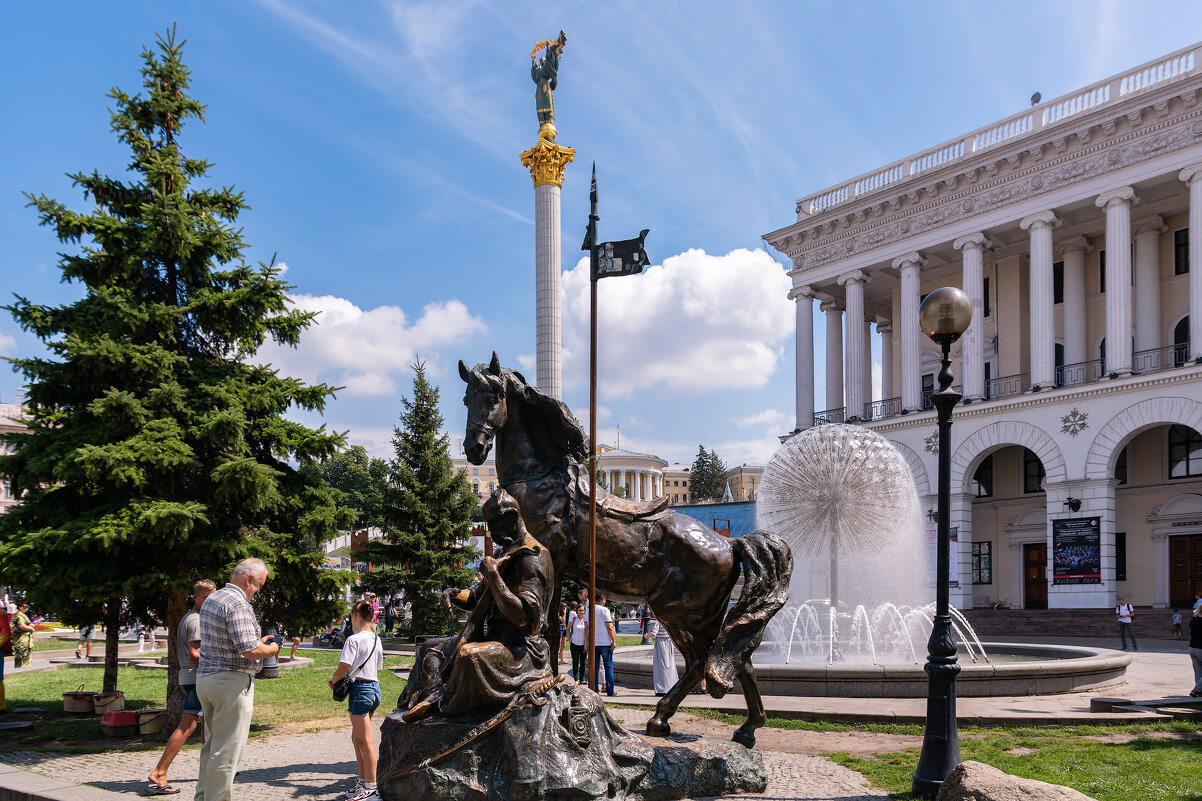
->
xmin=329 ymin=599 xmax=382 ymax=801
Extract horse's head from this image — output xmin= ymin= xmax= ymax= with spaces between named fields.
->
xmin=459 ymin=352 xmax=508 ymax=465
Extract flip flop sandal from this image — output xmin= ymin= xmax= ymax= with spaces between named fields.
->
xmin=145 ymin=784 xmax=181 ymax=795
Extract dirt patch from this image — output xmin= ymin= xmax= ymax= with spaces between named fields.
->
xmin=1004 ymin=746 xmax=1038 ymax=756
xmin=605 ymin=708 xmax=923 ymax=758
xmin=1084 ymin=730 xmax=1202 ymax=744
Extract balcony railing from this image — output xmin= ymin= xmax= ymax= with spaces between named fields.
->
xmin=1057 ymin=359 xmax=1104 ymax=388
xmin=986 ymin=372 xmax=1029 ymax=400
xmin=866 ymin=396 xmax=903 ymax=421
xmin=1132 ymin=343 xmax=1191 ymax=375
xmin=813 ymin=407 xmax=846 ymax=426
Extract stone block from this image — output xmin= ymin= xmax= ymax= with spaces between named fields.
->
xmin=1088 ymin=696 xmax=1130 ymax=713
xmin=936 ymin=760 xmax=1097 ymax=800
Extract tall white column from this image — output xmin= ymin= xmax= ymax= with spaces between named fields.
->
xmin=862 ymin=315 xmax=872 ymax=406
xmin=821 ymin=300 xmax=844 ymax=413
xmin=790 ymin=285 xmax=815 ymax=430
xmin=878 ymin=322 xmax=894 ymax=402
xmin=1133 ymin=216 xmax=1166 ymax=365
xmin=1020 ymin=211 xmax=1060 ymax=389
xmin=893 ymin=253 xmax=926 ymax=411
xmin=1096 ymin=187 xmax=1138 ymax=377
xmin=617 ymin=470 xmax=626 ymax=497
xmin=1179 ymin=164 xmax=1202 ymax=362
xmin=1055 ymin=236 xmax=1091 ymax=367
xmin=953 ymin=233 xmax=991 ymax=402
xmin=839 ymin=270 xmax=868 ymax=421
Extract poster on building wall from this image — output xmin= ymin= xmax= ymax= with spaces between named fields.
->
xmin=926 ymin=525 xmax=959 ymax=588
xmin=1052 ymin=517 xmax=1102 ymax=585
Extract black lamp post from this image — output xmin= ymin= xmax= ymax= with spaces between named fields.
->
xmin=912 ymin=286 xmax=973 ymax=798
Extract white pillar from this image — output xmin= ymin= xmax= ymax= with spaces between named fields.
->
xmin=839 ymin=270 xmax=867 ymax=421
xmin=617 ymin=470 xmax=626 ymax=497
xmin=1056 ymin=236 xmax=1092 ymax=368
xmin=534 ymin=184 xmax=563 ymax=399
xmin=878 ymin=322 xmax=894 ymax=403
xmin=821 ymin=300 xmax=844 ymax=413
xmin=790 ymin=285 xmax=815 ymax=430
xmin=893 ymin=253 xmax=926 ymax=412
xmin=1021 ymin=211 xmax=1060 ymax=390
xmin=1179 ymin=164 xmax=1202 ymax=362
xmin=639 ymin=472 xmax=647 ymax=502
xmin=862 ymin=315 xmax=872 ymax=406
xmin=953 ymin=233 xmax=991 ymax=402
xmin=1133 ymin=216 xmax=1166 ymax=366
xmin=1096 ymin=187 xmax=1137 ymax=377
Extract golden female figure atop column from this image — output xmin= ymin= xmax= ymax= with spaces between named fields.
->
xmin=520 ymin=33 xmax=575 ymax=402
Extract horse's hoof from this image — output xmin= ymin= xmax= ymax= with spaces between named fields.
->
xmin=732 ymin=728 xmax=756 ymax=748
xmin=708 ymin=684 xmax=727 ymax=699
xmin=645 ymin=719 xmax=671 ymax=738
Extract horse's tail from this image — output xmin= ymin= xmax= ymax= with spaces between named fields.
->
xmin=705 ymin=530 xmax=793 ymax=695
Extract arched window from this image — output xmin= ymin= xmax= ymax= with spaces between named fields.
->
xmin=1169 ymin=425 xmax=1202 ymax=479
xmin=1174 ymin=316 xmax=1190 ymax=367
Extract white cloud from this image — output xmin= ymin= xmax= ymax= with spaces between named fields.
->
xmin=562 ymin=248 xmax=793 ymax=398
xmin=256 ymin=294 xmax=486 ymax=396
xmin=516 ymin=353 xmax=535 ymax=372
xmin=734 ymin=409 xmax=788 ymax=428
xmin=275 ymin=261 xmax=290 ymax=276
xmin=0 ymin=329 xmax=16 ymax=356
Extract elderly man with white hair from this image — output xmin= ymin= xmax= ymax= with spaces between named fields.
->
xmin=194 ymin=558 xmax=280 ymax=801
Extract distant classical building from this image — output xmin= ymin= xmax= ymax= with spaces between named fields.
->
xmin=766 ymin=43 xmax=1202 ymax=611
xmin=724 ymin=464 xmax=764 ymax=501
xmin=595 ymin=446 xmax=667 ymax=501
xmin=0 ymin=403 xmax=27 ymax=515
xmin=451 ymin=454 xmax=500 ymax=505
xmin=662 ymin=463 xmax=691 ymax=504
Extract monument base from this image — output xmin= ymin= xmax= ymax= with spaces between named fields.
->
xmin=378 ymin=682 xmax=765 ymax=801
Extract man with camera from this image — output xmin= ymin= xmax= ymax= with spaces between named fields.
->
xmin=194 ymin=559 xmax=280 ymax=801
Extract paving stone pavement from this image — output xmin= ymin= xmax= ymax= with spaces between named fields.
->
xmin=0 ymin=718 xmax=887 ymax=801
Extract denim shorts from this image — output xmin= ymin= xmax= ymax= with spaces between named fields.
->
xmin=348 ymin=680 xmax=380 ymax=716
xmin=182 ymin=683 xmax=202 ymax=716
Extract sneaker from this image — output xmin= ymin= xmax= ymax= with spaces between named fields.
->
xmin=347 ymin=785 xmax=379 ymax=801
xmin=74 ymin=649 xmax=82 ymax=660
xmin=344 ymin=779 xmax=364 ymax=799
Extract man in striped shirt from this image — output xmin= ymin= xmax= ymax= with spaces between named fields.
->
xmin=195 ymin=558 xmax=280 ymax=801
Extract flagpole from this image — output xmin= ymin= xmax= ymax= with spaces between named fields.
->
xmin=587 ymin=164 xmax=599 ymax=694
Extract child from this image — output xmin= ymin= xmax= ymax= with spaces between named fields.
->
xmin=1173 ymin=609 xmax=1183 ymax=639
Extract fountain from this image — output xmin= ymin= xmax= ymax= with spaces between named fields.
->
xmin=613 ymin=425 xmax=1131 ymax=697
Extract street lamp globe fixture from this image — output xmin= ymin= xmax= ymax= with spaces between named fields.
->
xmin=918 ymin=286 xmax=973 ymax=343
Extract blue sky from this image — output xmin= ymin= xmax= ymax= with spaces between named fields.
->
xmin=4 ymin=2 xmax=1202 ymax=466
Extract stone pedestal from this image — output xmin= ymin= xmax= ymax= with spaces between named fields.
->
xmin=378 ymin=682 xmax=765 ymax=801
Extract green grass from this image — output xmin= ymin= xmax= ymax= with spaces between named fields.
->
xmin=0 ymin=650 xmax=406 ymax=749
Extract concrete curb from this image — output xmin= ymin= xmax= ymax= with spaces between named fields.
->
xmin=0 ymin=763 xmax=129 ymax=801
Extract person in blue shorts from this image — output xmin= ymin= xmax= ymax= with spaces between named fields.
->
xmin=147 ymin=579 xmax=216 ymax=794
xmin=330 ymin=599 xmax=382 ymax=801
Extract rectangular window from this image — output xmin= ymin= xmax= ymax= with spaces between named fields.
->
xmin=972 ymin=541 xmax=993 ymax=584
xmin=983 ymin=276 xmax=992 ymax=318
xmin=1169 ymin=424 xmax=1202 ymax=479
xmin=1175 ymin=229 xmax=1190 ymax=275
xmin=1023 ymin=447 xmax=1045 ymax=493
xmin=922 ymin=373 xmax=935 ymax=410
xmin=972 ymin=455 xmax=994 ymax=497
xmin=1115 ymin=532 xmax=1127 ymax=581
xmin=1099 ymin=250 xmax=1106 ymax=293
xmin=1053 ymin=261 xmax=1064 ymax=304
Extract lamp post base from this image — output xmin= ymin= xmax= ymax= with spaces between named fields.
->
xmin=911 ymin=633 xmax=961 ymax=798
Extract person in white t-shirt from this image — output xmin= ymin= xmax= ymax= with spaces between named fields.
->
xmin=592 ymin=591 xmax=617 ymax=696
xmin=1115 ymin=596 xmax=1137 ymax=651
xmin=329 ymin=599 xmax=383 ymax=801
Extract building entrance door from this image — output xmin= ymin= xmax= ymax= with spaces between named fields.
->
xmin=1023 ymin=543 xmax=1048 ymax=609
xmin=1170 ymin=534 xmax=1202 ymax=608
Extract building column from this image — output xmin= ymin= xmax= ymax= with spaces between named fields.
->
xmin=862 ymin=315 xmax=873 ymax=408
xmin=1047 ymin=478 xmax=1119 ymax=608
xmin=616 ymin=470 xmax=626 ymax=497
xmin=953 ymin=233 xmax=991 ymax=402
xmin=1096 ymin=187 xmax=1138 ymax=377
xmin=790 ymin=285 xmax=815 ymax=430
xmin=1020 ymin=211 xmax=1060 ymax=390
xmin=893 ymin=253 xmax=926 ymax=412
xmin=1179 ymin=164 xmax=1202 ymax=362
xmin=1009 ymin=541 xmax=1025 ymax=612
xmin=1133 ymin=216 xmax=1166 ymax=366
xmin=821 ymin=300 xmax=844 ymax=413
xmin=634 ymin=471 xmax=644 ymax=502
xmin=949 ymin=492 xmax=975 ymax=610
xmin=839 ymin=270 xmax=868 ymax=421
xmin=1055 ymin=236 xmax=1092 ymax=367
xmin=878 ymin=321 xmax=894 ymax=402
xmin=1152 ymin=530 xmax=1170 ymax=609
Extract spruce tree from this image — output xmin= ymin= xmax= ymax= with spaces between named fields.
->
xmin=300 ymin=445 xmax=389 ymax=527
xmin=707 ymin=448 xmax=729 ymax=499
xmin=359 ymin=361 xmax=478 ymax=635
xmin=0 ymin=29 xmax=351 ymax=724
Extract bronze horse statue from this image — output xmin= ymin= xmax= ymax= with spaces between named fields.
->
xmin=459 ymin=354 xmax=792 ymax=747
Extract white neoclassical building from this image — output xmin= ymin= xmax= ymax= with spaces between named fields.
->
xmin=596 ymin=447 xmax=667 ymax=502
xmin=0 ymin=403 xmax=26 ymax=516
xmin=766 ymin=44 xmax=1202 ymax=612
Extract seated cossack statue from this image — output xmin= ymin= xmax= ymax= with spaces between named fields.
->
xmin=400 ymin=489 xmax=555 ymax=723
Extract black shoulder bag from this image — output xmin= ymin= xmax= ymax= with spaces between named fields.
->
xmin=332 ymin=634 xmax=380 ymax=702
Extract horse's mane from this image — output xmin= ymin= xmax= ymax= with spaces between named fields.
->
xmin=503 ymin=368 xmax=589 ymax=463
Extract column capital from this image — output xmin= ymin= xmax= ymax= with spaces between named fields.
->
xmin=1179 ymin=163 xmax=1202 ymax=186
xmin=519 ymin=137 xmax=577 ymax=188
xmin=876 ymin=320 xmax=893 ymax=335
xmin=1019 ymin=210 xmax=1061 ymax=231
xmin=837 ymin=269 xmax=867 ymax=287
xmin=1132 ymin=215 xmax=1167 ymax=237
xmin=952 ymin=232 xmax=992 ymax=251
xmin=787 ymin=285 xmax=815 ymax=301
xmin=819 ymin=299 xmax=843 ymax=313
xmin=891 ymin=252 xmax=926 ymax=270
xmin=1095 ymin=186 xmax=1138 ymax=210
xmin=1055 ymin=235 xmax=1093 ymax=256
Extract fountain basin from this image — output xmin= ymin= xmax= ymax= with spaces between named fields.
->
xmin=613 ymin=643 xmax=1130 ymax=698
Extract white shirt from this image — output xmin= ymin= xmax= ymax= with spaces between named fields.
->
xmin=339 ymin=631 xmax=383 ymax=682
xmin=592 ymin=604 xmax=614 ymax=647
xmin=1116 ymin=603 xmax=1134 ymax=623
xmin=568 ymin=611 xmax=588 ymax=646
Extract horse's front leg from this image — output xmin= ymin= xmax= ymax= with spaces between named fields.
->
xmin=731 ymin=662 xmax=766 ymax=748
xmin=645 ymin=660 xmax=704 ymax=738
